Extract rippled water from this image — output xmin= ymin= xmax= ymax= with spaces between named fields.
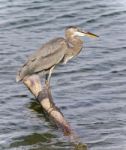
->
xmin=0 ymin=0 xmax=126 ymax=149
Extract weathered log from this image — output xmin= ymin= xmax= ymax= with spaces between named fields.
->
xmin=23 ymin=75 xmax=88 ymax=149
xmin=23 ymin=75 xmax=73 ymax=136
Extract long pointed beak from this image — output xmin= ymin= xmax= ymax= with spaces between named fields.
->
xmin=75 ymin=30 xmax=99 ymax=38
xmin=83 ymin=31 xmax=99 ymax=38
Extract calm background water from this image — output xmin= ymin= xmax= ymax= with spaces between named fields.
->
xmin=0 ymin=0 xmax=126 ymax=149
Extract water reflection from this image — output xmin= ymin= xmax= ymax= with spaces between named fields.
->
xmin=10 ymin=132 xmax=56 ymax=150
xmin=28 ymin=100 xmax=44 ymax=114
xmin=10 ymin=132 xmax=56 ymax=146
xmin=10 ymin=132 xmax=88 ymax=150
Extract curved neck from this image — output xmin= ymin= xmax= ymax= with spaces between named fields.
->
xmin=66 ymin=36 xmax=83 ymax=56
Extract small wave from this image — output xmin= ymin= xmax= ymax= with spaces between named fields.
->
xmin=25 ymin=5 xmax=49 ymax=10
xmin=101 ymin=10 xmax=126 ymax=18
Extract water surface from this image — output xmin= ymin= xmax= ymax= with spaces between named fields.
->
xmin=0 ymin=0 xmax=126 ymax=149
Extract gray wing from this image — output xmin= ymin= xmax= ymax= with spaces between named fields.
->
xmin=16 ymin=38 xmax=67 ymax=82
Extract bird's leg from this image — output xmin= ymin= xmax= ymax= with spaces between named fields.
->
xmin=47 ymin=66 xmax=54 ymax=83
xmin=45 ymin=66 xmax=55 ymax=86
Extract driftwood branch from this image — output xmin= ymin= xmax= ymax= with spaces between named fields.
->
xmin=23 ymin=75 xmax=88 ymax=149
xmin=23 ymin=75 xmax=73 ymax=136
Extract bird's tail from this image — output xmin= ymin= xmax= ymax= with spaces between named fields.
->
xmin=16 ymin=70 xmax=22 ymax=82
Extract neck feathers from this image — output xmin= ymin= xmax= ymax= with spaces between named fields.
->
xmin=67 ymin=36 xmax=83 ymax=56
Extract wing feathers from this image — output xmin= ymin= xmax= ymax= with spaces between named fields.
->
xmin=16 ymin=38 xmax=67 ymax=81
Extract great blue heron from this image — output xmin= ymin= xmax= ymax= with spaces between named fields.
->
xmin=16 ymin=26 xmax=98 ymax=84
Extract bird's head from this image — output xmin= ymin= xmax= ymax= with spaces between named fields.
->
xmin=65 ymin=26 xmax=99 ymax=39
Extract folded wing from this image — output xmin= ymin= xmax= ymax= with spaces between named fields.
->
xmin=16 ymin=38 xmax=67 ymax=82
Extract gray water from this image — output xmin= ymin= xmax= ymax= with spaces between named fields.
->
xmin=0 ymin=0 xmax=126 ymax=149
